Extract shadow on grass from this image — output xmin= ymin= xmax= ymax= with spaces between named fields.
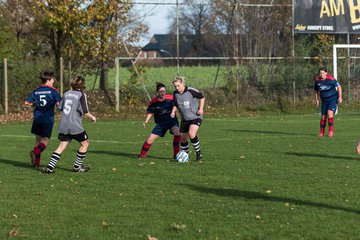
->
xmin=285 ymin=152 xmax=358 ymax=161
xmin=182 ymin=184 xmax=360 ymax=215
xmin=89 ymin=150 xmax=169 ymax=160
xmin=224 ymin=129 xmax=313 ymax=136
xmin=0 ymin=158 xmax=73 ymax=172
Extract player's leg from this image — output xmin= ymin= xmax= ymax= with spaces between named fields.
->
xmin=31 ymin=136 xmax=49 ymax=167
xmin=139 ymin=133 xmax=159 ymax=158
xmin=327 ymin=101 xmax=337 ymax=137
xmin=45 ymin=140 xmax=69 ymax=173
xmin=171 ymin=125 xmax=181 ymax=158
xmin=188 ymin=121 xmax=203 ymax=161
xmin=179 ymin=121 xmax=190 ymax=154
xmin=72 ymin=131 xmax=91 ymax=172
xmin=319 ymin=102 xmax=328 ymax=137
xmin=357 ymin=140 xmax=360 ymax=155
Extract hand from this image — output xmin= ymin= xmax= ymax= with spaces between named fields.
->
xmin=170 ymin=112 xmax=175 ymax=118
xmin=143 ymin=122 xmax=147 ymax=128
xmin=92 ymin=116 xmax=97 ymax=123
xmin=338 ymin=97 xmax=343 ymax=104
xmin=197 ymin=109 xmax=204 ymax=115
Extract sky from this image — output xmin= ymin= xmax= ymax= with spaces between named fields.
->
xmin=133 ymin=0 xmax=174 ymax=46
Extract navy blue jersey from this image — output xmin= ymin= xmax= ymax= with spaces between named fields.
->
xmin=314 ymin=75 xmax=340 ymax=101
xmin=147 ymin=94 xmax=176 ymax=124
xmin=25 ymin=85 xmax=61 ymax=119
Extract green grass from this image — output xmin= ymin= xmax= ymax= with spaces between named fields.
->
xmin=1 ymin=115 xmax=360 ymax=239
xmin=85 ymin=66 xmax=229 ymax=90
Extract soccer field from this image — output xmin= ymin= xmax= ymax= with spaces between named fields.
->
xmin=1 ymin=115 xmax=360 ymax=239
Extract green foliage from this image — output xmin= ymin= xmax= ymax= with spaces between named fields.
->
xmin=1 ymin=115 xmax=360 ymax=239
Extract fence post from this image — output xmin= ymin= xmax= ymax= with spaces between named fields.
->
xmin=115 ymin=57 xmax=120 ymax=112
xmin=4 ymin=58 xmax=8 ymax=114
xmin=60 ymin=57 xmax=64 ymax=96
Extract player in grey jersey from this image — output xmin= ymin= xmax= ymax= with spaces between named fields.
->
xmin=171 ymin=76 xmax=205 ymax=161
xmin=45 ymin=76 xmax=96 ymax=173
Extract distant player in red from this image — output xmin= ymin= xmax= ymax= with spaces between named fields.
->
xmin=25 ymin=70 xmax=61 ymax=167
xmin=314 ymin=67 xmax=342 ymax=137
xmin=138 ymin=82 xmax=180 ymax=159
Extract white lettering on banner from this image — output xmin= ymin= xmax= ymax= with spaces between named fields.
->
xmin=352 ymin=24 xmax=360 ymax=30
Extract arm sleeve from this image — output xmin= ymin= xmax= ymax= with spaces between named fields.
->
xmin=79 ymin=93 xmax=89 ymax=114
xmin=188 ymin=88 xmax=204 ymax=99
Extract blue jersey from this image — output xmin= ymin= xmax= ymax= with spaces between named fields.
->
xmin=25 ymin=85 xmax=61 ymax=119
xmin=314 ymin=75 xmax=340 ymax=101
xmin=147 ymin=94 xmax=176 ymax=124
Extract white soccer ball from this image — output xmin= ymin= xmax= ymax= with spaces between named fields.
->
xmin=175 ymin=151 xmax=189 ymax=163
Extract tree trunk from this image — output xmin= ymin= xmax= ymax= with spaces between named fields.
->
xmin=100 ymin=61 xmax=108 ymax=91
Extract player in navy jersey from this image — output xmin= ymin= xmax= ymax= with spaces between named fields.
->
xmin=314 ymin=67 xmax=343 ymax=137
xmin=45 ymin=76 xmax=96 ymax=173
xmin=138 ymin=82 xmax=180 ymax=159
xmin=25 ymin=70 xmax=61 ymax=167
xmin=170 ymin=76 xmax=205 ymax=161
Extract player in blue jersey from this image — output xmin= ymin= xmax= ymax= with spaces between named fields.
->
xmin=314 ymin=67 xmax=343 ymax=137
xmin=138 ymin=82 xmax=180 ymax=159
xmin=45 ymin=76 xmax=96 ymax=173
xmin=25 ymin=70 xmax=61 ymax=167
xmin=170 ymin=76 xmax=205 ymax=161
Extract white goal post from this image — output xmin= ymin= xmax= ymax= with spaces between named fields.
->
xmin=333 ymin=44 xmax=360 ymax=80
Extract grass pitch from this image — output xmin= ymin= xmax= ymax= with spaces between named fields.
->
xmin=1 ymin=115 xmax=360 ymax=239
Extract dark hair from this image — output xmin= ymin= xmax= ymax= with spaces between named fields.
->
xmin=319 ymin=67 xmax=327 ymax=72
xmin=71 ymin=76 xmax=86 ymax=90
xmin=156 ymin=82 xmax=166 ymax=92
xmin=40 ymin=70 xmax=55 ymax=83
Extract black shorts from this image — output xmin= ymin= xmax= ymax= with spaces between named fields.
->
xmin=180 ymin=119 xmax=202 ymax=133
xmin=58 ymin=131 xmax=88 ymax=142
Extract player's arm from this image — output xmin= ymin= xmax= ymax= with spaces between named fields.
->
xmin=170 ymin=106 xmax=177 ymax=118
xmin=84 ymin=112 xmax=96 ymax=122
xmin=337 ymin=84 xmax=343 ymax=104
xmin=197 ymin=97 xmax=205 ymax=115
xmin=143 ymin=113 xmax=152 ymax=128
xmin=314 ymin=90 xmax=320 ymax=108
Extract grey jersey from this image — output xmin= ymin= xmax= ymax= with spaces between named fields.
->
xmin=58 ymin=90 xmax=89 ymax=135
xmin=173 ymin=86 xmax=204 ymax=121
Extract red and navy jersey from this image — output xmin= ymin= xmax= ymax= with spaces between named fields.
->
xmin=25 ymin=85 xmax=61 ymax=118
xmin=147 ymin=94 xmax=176 ymax=124
xmin=314 ymin=75 xmax=340 ymax=101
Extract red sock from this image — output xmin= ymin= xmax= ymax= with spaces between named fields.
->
xmin=139 ymin=141 xmax=151 ymax=157
xmin=328 ymin=118 xmax=334 ymax=132
xmin=320 ymin=119 xmax=326 ymax=134
xmin=33 ymin=143 xmax=46 ymax=167
xmin=173 ymin=135 xmax=181 ymax=157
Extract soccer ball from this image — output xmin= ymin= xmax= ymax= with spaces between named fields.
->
xmin=175 ymin=151 xmax=189 ymax=163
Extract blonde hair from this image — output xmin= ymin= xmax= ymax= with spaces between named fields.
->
xmin=173 ymin=76 xmax=185 ymax=85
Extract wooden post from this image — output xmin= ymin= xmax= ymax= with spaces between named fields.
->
xmin=115 ymin=57 xmax=120 ymax=112
xmin=60 ymin=57 xmax=64 ymax=96
xmin=4 ymin=58 xmax=8 ymax=114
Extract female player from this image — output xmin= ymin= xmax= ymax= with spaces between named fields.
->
xmin=45 ymin=76 xmax=96 ymax=173
xmin=138 ymin=82 xmax=180 ymax=159
xmin=314 ymin=67 xmax=342 ymax=137
xmin=25 ymin=70 xmax=61 ymax=167
xmin=170 ymin=76 xmax=205 ymax=160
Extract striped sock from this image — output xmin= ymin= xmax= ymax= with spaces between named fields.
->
xmin=74 ymin=151 xmax=87 ymax=169
xmin=47 ymin=152 xmax=61 ymax=170
xmin=180 ymin=141 xmax=190 ymax=153
xmin=139 ymin=141 xmax=151 ymax=158
xmin=190 ymin=136 xmax=201 ymax=153
xmin=328 ymin=117 xmax=334 ymax=132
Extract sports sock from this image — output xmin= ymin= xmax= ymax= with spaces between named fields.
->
xmin=74 ymin=151 xmax=87 ymax=169
xmin=180 ymin=141 xmax=190 ymax=153
xmin=320 ymin=119 xmax=326 ymax=134
xmin=173 ymin=135 xmax=181 ymax=157
xmin=328 ymin=117 xmax=334 ymax=132
xmin=139 ymin=141 xmax=151 ymax=157
xmin=33 ymin=143 xmax=46 ymax=156
xmin=47 ymin=152 xmax=61 ymax=170
xmin=190 ymin=136 xmax=201 ymax=153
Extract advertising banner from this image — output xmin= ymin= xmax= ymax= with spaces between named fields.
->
xmin=294 ymin=0 xmax=360 ymax=33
